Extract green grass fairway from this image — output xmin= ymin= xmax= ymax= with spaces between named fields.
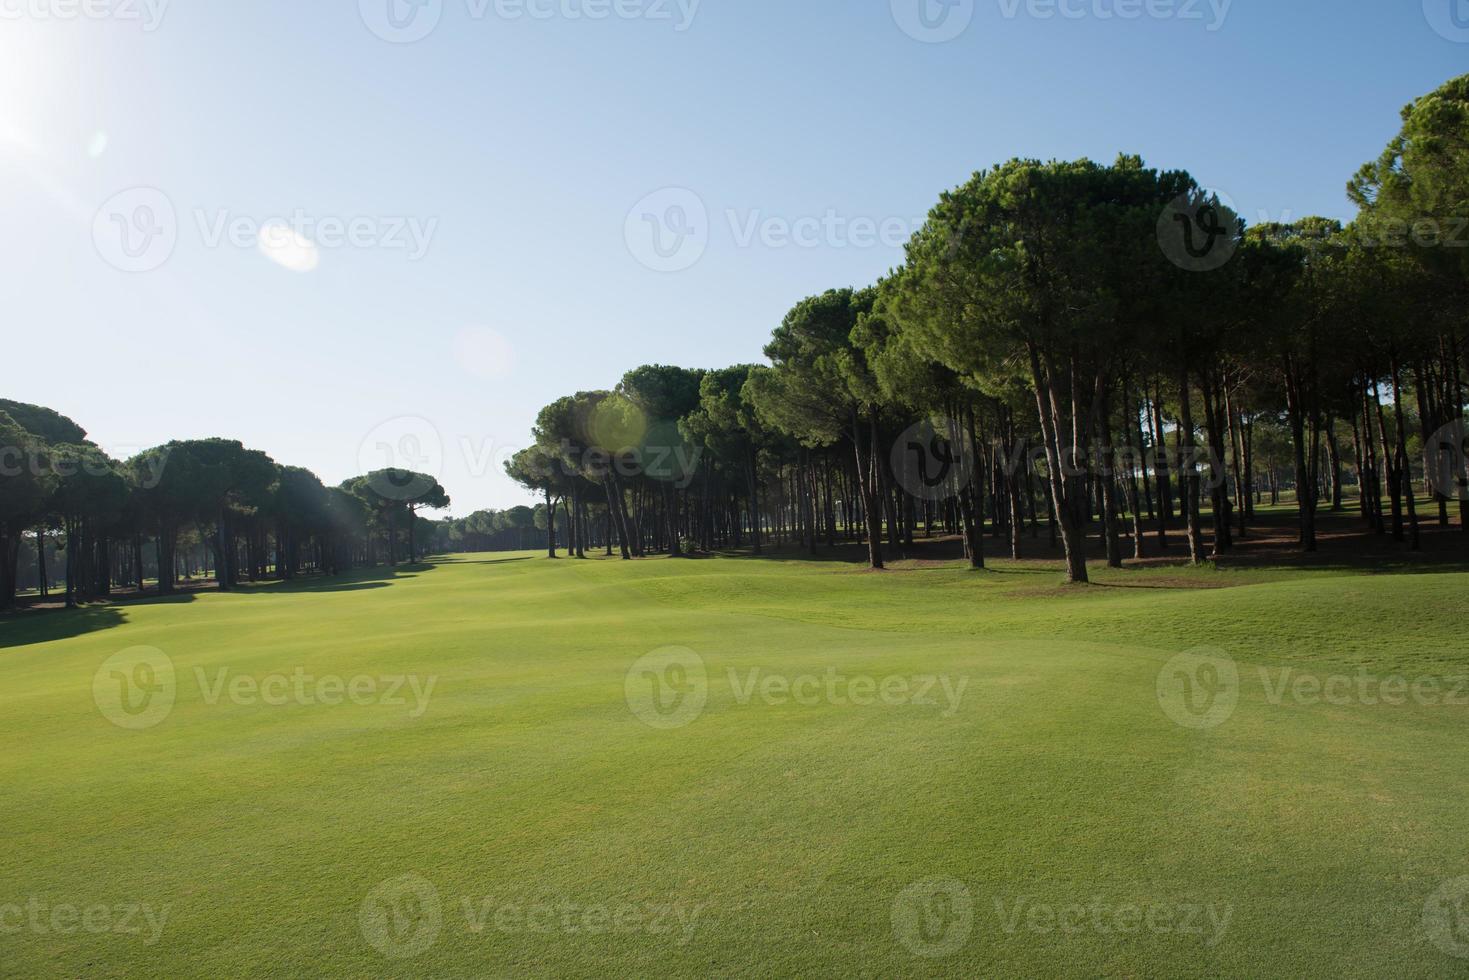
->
xmin=4 ymin=551 xmax=1469 ymax=976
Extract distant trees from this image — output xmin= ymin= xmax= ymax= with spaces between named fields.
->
xmin=0 ymin=405 xmax=449 ymax=608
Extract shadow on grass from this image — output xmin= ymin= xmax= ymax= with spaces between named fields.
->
xmin=705 ymin=506 xmax=1469 ymax=581
xmin=241 ymin=563 xmax=433 ymax=595
xmin=0 ymin=603 xmax=132 ymax=650
xmin=438 ymin=556 xmax=535 ymax=566
xmin=0 ymin=562 xmax=441 ymax=649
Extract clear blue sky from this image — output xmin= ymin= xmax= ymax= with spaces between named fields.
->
xmin=3 ymin=0 xmax=1465 ymax=515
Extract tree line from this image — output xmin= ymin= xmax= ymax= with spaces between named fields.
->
xmin=0 ymin=400 xmax=449 ymax=609
xmin=503 ymin=74 xmax=1469 ymax=583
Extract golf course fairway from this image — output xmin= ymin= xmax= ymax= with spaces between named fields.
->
xmin=3 ymin=551 xmax=1467 ymax=976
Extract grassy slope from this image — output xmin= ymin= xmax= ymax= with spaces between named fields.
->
xmin=1 ymin=549 xmax=1467 ymax=977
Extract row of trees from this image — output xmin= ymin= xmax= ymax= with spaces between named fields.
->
xmin=429 ymin=505 xmax=553 ymax=554
xmin=0 ymin=399 xmax=450 ymax=609
xmin=502 ymin=74 xmax=1468 ymax=583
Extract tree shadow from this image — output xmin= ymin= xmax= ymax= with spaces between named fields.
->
xmin=440 ymin=556 xmax=535 ymax=566
xmin=0 ymin=603 xmax=132 ymax=650
xmin=0 ymin=562 xmax=443 ymax=649
xmin=243 ymin=563 xmax=434 ymax=595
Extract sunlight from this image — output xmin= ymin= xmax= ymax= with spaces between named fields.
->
xmin=258 ymin=220 xmax=321 ymax=273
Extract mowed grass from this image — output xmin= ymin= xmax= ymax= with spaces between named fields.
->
xmin=2 ymin=547 xmax=1468 ymax=977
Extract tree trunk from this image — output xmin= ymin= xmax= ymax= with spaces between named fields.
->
xmin=1150 ymin=386 xmax=1171 ymax=549
xmin=1177 ymin=367 xmax=1205 ymax=564
xmin=850 ymin=409 xmax=884 ymax=570
xmin=1392 ymin=356 xmax=1421 ymax=550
